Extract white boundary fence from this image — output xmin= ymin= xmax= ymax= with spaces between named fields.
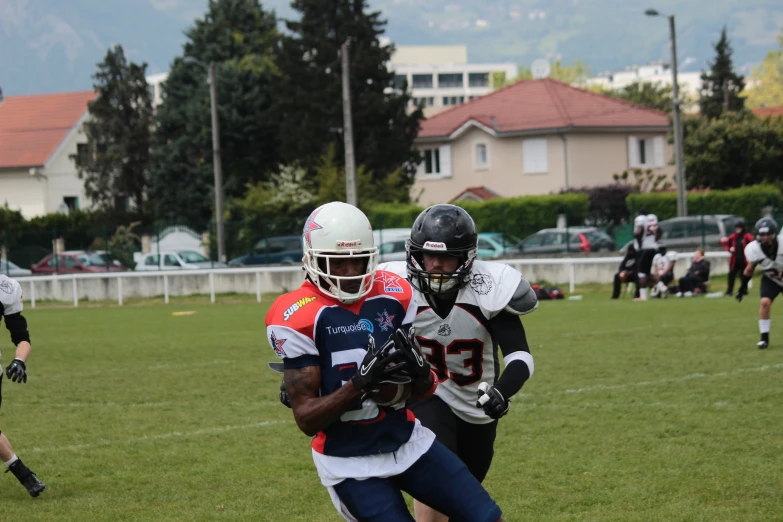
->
xmin=12 ymin=252 xmax=730 ymax=308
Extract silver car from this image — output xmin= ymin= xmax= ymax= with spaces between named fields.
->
xmin=1 ymin=260 xmax=32 ymax=277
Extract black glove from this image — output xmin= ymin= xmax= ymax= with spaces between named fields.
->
xmin=391 ymin=327 xmax=431 ymax=381
xmin=279 ymin=378 xmax=291 ymax=408
xmin=351 ymin=335 xmax=405 ymax=393
xmin=6 ymin=359 xmax=27 ymax=383
xmin=476 ymin=382 xmax=509 ymax=419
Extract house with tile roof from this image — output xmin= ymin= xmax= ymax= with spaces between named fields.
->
xmin=0 ymin=91 xmax=95 ymax=218
xmin=412 ymin=78 xmax=674 ymax=206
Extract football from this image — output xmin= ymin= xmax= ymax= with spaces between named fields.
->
xmin=372 ymin=382 xmax=413 ymax=406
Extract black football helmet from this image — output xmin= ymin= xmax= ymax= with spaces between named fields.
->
xmin=735 ymin=219 xmax=746 ymax=232
xmin=755 ymin=217 xmax=778 ymax=248
xmin=406 ymin=204 xmax=478 ymax=295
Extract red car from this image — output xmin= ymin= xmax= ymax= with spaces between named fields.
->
xmin=31 ymin=251 xmax=127 ymax=274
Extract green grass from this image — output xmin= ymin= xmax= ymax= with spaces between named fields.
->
xmin=3 ymin=282 xmax=783 ymax=521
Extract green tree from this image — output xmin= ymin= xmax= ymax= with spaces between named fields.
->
xmin=150 ymin=0 xmax=280 ymax=229
xmin=275 ymin=0 xmax=422 ymax=199
xmin=684 ymin=111 xmax=783 ymax=188
xmin=744 ymin=31 xmax=783 ymax=109
xmin=73 ymin=45 xmax=153 ymax=217
xmin=699 ymin=26 xmax=746 ymax=119
xmin=611 ymin=81 xmax=673 ymax=113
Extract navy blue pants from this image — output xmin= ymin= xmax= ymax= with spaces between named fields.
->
xmin=332 ymin=440 xmax=502 ymax=522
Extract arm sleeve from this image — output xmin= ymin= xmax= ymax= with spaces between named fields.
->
xmin=4 ymin=313 xmax=31 ymax=346
xmin=489 ymin=311 xmax=533 ymax=399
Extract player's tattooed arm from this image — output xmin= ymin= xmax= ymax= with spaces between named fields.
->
xmin=285 ymin=366 xmax=363 ymax=437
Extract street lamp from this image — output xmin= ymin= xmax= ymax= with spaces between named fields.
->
xmin=646 ymin=8 xmax=687 ymax=217
xmin=183 ymin=56 xmax=226 ymax=262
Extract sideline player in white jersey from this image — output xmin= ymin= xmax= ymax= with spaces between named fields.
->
xmin=651 ymin=246 xmax=678 ymax=298
xmin=378 ymin=204 xmax=538 ymax=522
xmin=737 ymin=218 xmax=783 ymax=349
xmin=0 ymin=275 xmax=46 ymax=497
xmin=633 ymin=210 xmax=663 ymax=300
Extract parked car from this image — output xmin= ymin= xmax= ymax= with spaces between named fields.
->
xmin=477 ymin=233 xmax=523 ymax=258
xmin=31 ymin=251 xmax=129 ymax=274
xmin=229 ymin=236 xmax=303 ymax=266
xmin=1 ymin=260 xmax=32 ymax=277
xmin=135 ymin=250 xmax=226 ymax=271
xmin=519 ymin=227 xmax=615 ymax=254
xmin=620 ymin=214 xmax=744 ymax=253
xmin=375 ymin=228 xmax=412 ymax=262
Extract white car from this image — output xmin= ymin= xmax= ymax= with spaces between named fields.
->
xmin=374 ymin=228 xmax=411 ymax=262
xmin=1 ymin=260 xmax=32 ymax=277
xmin=134 ymin=250 xmax=227 ymax=271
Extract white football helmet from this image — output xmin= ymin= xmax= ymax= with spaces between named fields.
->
xmin=302 ymin=202 xmax=379 ymax=304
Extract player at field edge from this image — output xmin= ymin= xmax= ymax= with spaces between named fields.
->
xmin=265 ymin=201 xmax=506 ymax=522
xmin=736 ymin=217 xmax=783 ymax=349
xmin=0 ymin=274 xmax=46 ymax=497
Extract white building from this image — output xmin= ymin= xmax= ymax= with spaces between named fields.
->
xmin=0 ymin=91 xmax=96 ymax=218
xmin=390 ymin=45 xmax=517 ymax=116
xmin=146 ymin=72 xmax=169 ymax=107
xmin=586 ymin=63 xmax=702 ymax=103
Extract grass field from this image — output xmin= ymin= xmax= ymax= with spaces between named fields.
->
xmin=2 ymin=280 xmax=783 ymax=521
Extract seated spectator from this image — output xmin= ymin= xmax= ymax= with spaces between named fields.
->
xmin=612 ymin=243 xmax=638 ymax=299
xmin=651 ymin=246 xmax=678 ymax=298
xmin=677 ymin=249 xmax=711 ymax=297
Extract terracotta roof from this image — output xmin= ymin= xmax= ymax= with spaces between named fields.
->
xmin=0 ymin=91 xmax=96 ymax=169
xmin=418 ymin=79 xmax=670 ymax=140
xmin=752 ymin=106 xmax=783 ymax=118
xmin=449 ymin=186 xmax=500 ymax=203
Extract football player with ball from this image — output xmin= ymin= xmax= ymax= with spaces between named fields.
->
xmin=266 ymin=202 xmax=506 ymax=522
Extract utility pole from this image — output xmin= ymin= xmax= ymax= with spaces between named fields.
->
xmin=341 ymin=39 xmax=358 ymax=207
xmin=667 ymin=14 xmax=687 ymax=217
xmin=208 ymin=62 xmax=226 ymax=262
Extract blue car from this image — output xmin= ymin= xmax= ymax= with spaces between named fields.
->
xmin=476 ymin=233 xmax=523 ymax=259
xmin=229 ymin=235 xmax=303 ymax=266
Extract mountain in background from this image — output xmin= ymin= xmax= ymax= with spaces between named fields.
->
xmin=2 ymin=0 xmax=782 ymax=96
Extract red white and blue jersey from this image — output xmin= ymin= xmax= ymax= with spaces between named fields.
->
xmin=266 ymin=271 xmax=435 ymax=485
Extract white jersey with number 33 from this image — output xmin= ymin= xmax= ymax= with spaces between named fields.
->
xmin=378 ymin=260 xmax=522 ymax=424
xmin=745 ymin=236 xmax=783 ymax=287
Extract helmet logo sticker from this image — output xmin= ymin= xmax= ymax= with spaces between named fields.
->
xmin=469 ymin=273 xmax=493 ymax=295
xmin=336 ymin=240 xmax=361 ymax=248
xmin=423 ymin=241 xmax=447 ymax=251
xmin=303 ymin=209 xmax=323 ymax=248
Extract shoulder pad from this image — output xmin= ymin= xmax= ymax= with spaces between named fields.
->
xmin=504 ymin=278 xmax=538 ymax=316
xmin=0 ymin=276 xmax=23 ymax=315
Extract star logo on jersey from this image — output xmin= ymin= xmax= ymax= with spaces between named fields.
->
xmin=376 ymin=272 xmax=403 ymax=293
xmin=469 ymin=273 xmax=493 ymax=295
xmin=302 ymin=208 xmax=323 ymax=249
xmin=0 ymin=281 xmax=12 ymax=294
xmin=270 ymin=332 xmax=287 ymax=358
xmin=437 ymin=324 xmax=452 ymax=337
xmin=375 ymin=310 xmax=395 ymax=331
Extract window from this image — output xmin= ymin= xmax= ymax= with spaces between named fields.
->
xmin=438 ymin=73 xmax=463 ymax=88
xmin=148 ymin=84 xmax=156 ymax=101
xmin=628 ymin=136 xmax=665 ymax=168
xmin=76 ymin=143 xmax=89 ymax=166
xmin=477 ymin=238 xmax=494 ymax=251
xmin=418 ymin=145 xmax=451 ymax=178
xmin=523 ymin=139 xmax=548 ymax=174
xmin=442 ymin=96 xmax=465 ymax=107
xmin=412 ymin=74 xmax=433 ymax=89
xmin=522 ymin=234 xmax=545 ymax=247
xmin=474 ymin=143 xmax=488 ymax=170
xmin=468 ymin=73 xmax=489 ymax=87
xmin=145 ymin=255 xmax=160 ymax=266
xmin=46 ymin=256 xmax=61 ymax=268
xmin=63 ymin=256 xmax=81 ymax=269
xmin=164 ymin=254 xmax=180 ymax=267
xmin=63 ymin=196 xmax=79 ymax=212
xmin=178 ymin=251 xmax=208 ymax=263
xmin=392 ymin=74 xmax=408 ymax=90
xmin=424 ymin=148 xmax=441 ymax=175
xmin=379 ymin=240 xmax=406 ymax=254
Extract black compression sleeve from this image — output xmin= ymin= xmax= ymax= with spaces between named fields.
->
xmin=490 ymin=311 xmax=531 ymax=399
xmin=4 ymin=313 xmax=31 ymax=346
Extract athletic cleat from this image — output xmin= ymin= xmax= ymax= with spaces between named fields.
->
xmin=757 ymin=340 xmax=769 ymax=350
xmin=22 ymin=473 xmax=46 ymax=497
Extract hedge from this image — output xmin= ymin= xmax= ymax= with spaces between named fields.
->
xmin=367 ymin=193 xmax=590 ymax=240
xmin=627 ymin=185 xmax=782 ymax=222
